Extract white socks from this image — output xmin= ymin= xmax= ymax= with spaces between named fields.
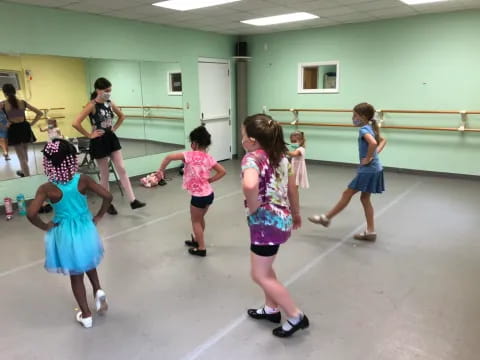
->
xmin=256 ymin=305 xmax=279 ymax=315
xmin=282 ymin=313 xmax=303 ymax=331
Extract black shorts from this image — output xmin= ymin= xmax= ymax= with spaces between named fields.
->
xmin=191 ymin=193 xmax=214 ymax=209
xmin=250 ymin=244 xmax=280 ymax=257
xmin=89 ymin=130 xmax=121 ymax=159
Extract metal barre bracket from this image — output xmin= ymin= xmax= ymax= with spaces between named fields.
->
xmin=290 ymin=109 xmax=299 ymax=126
xmin=458 ymin=111 xmax=467 ymax=132
xmin=375 ymin=109 xmax=384 ymax=128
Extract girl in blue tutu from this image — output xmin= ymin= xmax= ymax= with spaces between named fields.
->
xmin=309 ymin=103 xmax=387 ymax=241
xmin=27 ymin=139 xmax=113 ymax=328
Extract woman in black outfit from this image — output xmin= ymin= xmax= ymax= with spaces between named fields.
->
xmin=1 ymin=83 xmax=43 ymax=177
xmin=73 ymin=78 xmax=145 ymax=214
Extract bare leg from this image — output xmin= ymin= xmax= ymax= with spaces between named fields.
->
xmin=95 ymin=157 xmax=110 ymax=191
xmin=70 ymin=274 xmax=91 ymax=317
xmin=263 ymin=268 xmax=279 ymax=309
xmin=250 ymin=253 xmax=301 ymax=318
xmin=110 ymin=150 xmax=136 ymax=203
xmin=85 ymin=268 xmax=101 ymax=297
xmin=360 ymin=192 xmax=375 ymax=233
xmin=14 ymin=143 xmax=30 ymax=176
xmin=326 ymin=188 xmax=358 ymax=220
xmin=190 ymin=205 xmax=209 ymax=250
xmin=0 ymin=138 xmax=8 ymax=156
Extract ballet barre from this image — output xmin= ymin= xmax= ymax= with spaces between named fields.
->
xmin=270 ymin=108 xmax=480 ymax=115
xmin=123 ymin=115 xmax=184 ymax=121
xmin=278 ymin=122 xmax=480 ymax=132
xmin=271 ymin=107 xmax=480 ymax=132
xmin=119 ymin=105 xmax=183 ymax=110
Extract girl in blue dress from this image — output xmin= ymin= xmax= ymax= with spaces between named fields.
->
xmin=27 ymin=139 xmax=113 ymax=328
xmin=309 ymin=103 xmax=387 ymax=241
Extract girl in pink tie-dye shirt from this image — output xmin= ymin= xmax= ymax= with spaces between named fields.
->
xmin=157 ymin=126 xmax=226 ymax=257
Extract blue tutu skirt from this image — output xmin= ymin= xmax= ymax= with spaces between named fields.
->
xmin=348 ymin=170 xmax=385 ymax=194
xmin=44 ymin=215 xmax=104 ymax=275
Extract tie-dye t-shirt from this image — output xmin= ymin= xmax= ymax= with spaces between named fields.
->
xmin=183 ymin=150 xmax=217 ymax=197
xmin=241 ymin=149 xmax=293 ymax=246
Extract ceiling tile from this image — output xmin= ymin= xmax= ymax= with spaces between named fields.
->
xmin=5 ymin=0 xmax=480 ymax=35
xmin=369 ymin=5 xmax=418 ymax=18
xmin=315 ymin=5 xmax=357 ymax=17
xmin=331 ymin=12 xmax=379 ymax=23
xmin=350 ymin=0 xmax=404 ymax=12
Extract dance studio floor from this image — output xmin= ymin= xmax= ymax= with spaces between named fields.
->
xmin=1 ymin=161 xmax=479 ymax=360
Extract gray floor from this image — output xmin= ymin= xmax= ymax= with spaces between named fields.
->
xmin=1 ymin=161 xmax=479 ymax=360
xmin=0 ymin=139 xmax=183 ymax=181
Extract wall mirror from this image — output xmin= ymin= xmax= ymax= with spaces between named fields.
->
xmin=298 ymin=61 xmax=339 ymax=94
xmin=0 ymin=54 xmax=184 ymax=181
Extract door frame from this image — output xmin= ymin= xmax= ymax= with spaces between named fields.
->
xmin=198 ymin=57 xmax=232 ymax=159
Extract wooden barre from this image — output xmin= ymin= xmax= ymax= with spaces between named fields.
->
xmin=145 ymin=106 xmax=183 ymax=110
xmin=271 ymin=108 xmax=480 ymax=115
xmin=120 ymin=105 xmax=183 ymax=110
xmin=279 ymin=122 xmax=480 ymax=132
xmin=27 ymin=107 xmax=66 ymax=112
xmin=144 ymin=115 xmax=183 ymax=120
xmin=381 ymin=109 xmax=480 ymax=115
xmin=271 ymin=108 xmax=351 ymax=113
xmin=125 ymin=115 xmax=184 ymax=120
xmin=27 ymin=116 xmax=66 ymax=120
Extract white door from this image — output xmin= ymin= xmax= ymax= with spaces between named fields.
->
xmin=198 ymin=59 xmax=231 ymax=161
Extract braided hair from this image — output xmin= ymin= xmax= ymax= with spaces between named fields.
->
xmin=42 ymin=139 xmax=78 ymax=184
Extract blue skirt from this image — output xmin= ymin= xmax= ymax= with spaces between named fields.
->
xmin=44 ymin=215 xmax=104 ymax=275
xmin=348 ymin=170 xmax=385 ymax=194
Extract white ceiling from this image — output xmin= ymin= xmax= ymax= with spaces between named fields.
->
xmin=3 ymin=0 xmax=480 ymax=35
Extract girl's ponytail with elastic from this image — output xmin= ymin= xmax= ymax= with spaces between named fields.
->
xmin=90 ymin=90 xmax=97 ymax=100
xmin=243 ymin=114 xmax=288 ymax=168
xmin=370 ymin=118 xmax=381 ymax=144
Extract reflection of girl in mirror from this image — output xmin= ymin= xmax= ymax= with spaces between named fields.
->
xmin=39 ymin=118 xmax=63 ymax=141
xmin=1 ymin=83 xmax=43 ymax=177
xmin=0 ymin=108 xmax=10 ymax=160
xmin=73 ymin=77 xmax=145 ymax=215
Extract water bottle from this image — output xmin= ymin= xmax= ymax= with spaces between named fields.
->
xmin=72 ymin=137 xmax=79 ymax=153
xmin=16 ymin=194 xmax=27 ymax=216
xmin=4 ymin=197 xmax=13 ymax=220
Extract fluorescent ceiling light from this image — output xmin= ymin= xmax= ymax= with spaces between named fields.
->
xmin=241 ymin=12 xmax=319 ymax=26
xmin=400 ymin=0 xmax=448 ymax=5
xmin=153 ymin=0 xmax=241 ymax=11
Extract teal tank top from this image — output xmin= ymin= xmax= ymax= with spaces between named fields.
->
xmin=51 ymin=174 xmax=91 ymax=221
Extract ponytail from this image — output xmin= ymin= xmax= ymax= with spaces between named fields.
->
xmin=2 ymin=83 xmax=19 ymax=109
xmin=90 ymin=90 xmax=97 ymax=100
xmin=370 ymin=119 xmax=381 ymax=144
xmin=243 ymin=114 xmax=288 ymax=168
xmin=354 ymin=102 xmax=382 ymax=144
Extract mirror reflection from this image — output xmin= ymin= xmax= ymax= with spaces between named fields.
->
xmin=0 ymin=54 xmax=185 ymax=181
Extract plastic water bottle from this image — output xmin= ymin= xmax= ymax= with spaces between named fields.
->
xmin=72 ymin=137 xmax=79 ymax=153
xmin=16 ymin=194 xmax=26 ymax=216
xmin=4 ymin=197 xmax=13 ymax=220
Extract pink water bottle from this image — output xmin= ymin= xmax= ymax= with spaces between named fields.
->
xmin=4 ymin=197 xmax=13 ymax=221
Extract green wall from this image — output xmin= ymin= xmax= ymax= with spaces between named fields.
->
xmin=245 ymin=10 xmax=480 ymax=175
xmin=0 ymin=1 xmax=235 ymax=199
